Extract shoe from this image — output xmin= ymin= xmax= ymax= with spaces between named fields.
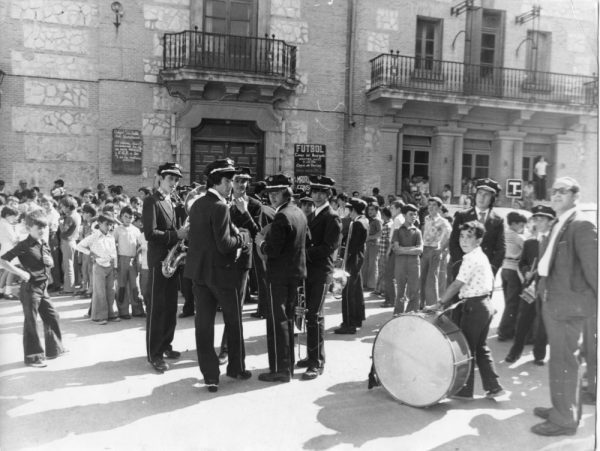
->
xmin=46 ymin=349 xmax=69 ymax=360
xmin=485 ymin=387 xmax=505 ymax=399
xmin=334 ymin=326 xmax=357 ymax=335
xmin=108 ymin=317 xmax=121 ymax=322
xmin=79 ymin=292 xmax=91 ymax=298
xmin=302 ymin=366 xmax=324 ymax=380
xmin=380 ymin=302 xmax=394 ymax=308
xmin=581 ymin=391 xmax=596 ymax=405
xmin=296 ymin=358 xmax=310 ymax=368
xmin=163 ymin=350 xmax=181 ymax=359
xmin=207 ymin=384 xmax=219 ymax=393
xmin=258 ymin=371 xmax=291 ymax=383
xmin=497 ymin=335 xmax=511 ymax=342
xmin=504 ymin=354 xmax=519 ymax=363
xmin=250 ymin=312 xmax=266 ymax=319
xmin=150 ymin=359 xmax=169 ymax=373
xmin=4 ymin=294 xmax=17 ymax=300
xmin=218 ymin=351 xmax=228 ymax=365
xmin=226 ymin=370 xmax=252 ymax=380
xmin=58 ymin=291 xmax=74 ymax=296
xmin=178 ymin=311 xmax=194 ymax=318
xmin=533 ymin=359 xmax=545 ymax=366
xmin=119 ymin=315 xmax=131 ymax=320
xmin=533 ymin=407 xmax=552 ymax=420
xmin=96 ymin=320 xmax=108 ymax=325
xmin=531 ymin=421 xmax=576 ymax=436
xmin=25 ymin=357 xmax=47 ymax=368
xmin=132 ymin=313 xmax=146 ymax=318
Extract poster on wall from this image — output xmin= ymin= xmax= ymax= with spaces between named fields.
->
xmin=294 ymin=144 xmax=326 ymax=192
xmin=112 ymin=129 xmax=143 ymax=175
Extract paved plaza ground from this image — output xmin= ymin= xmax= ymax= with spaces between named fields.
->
xmin=0 ymin=286 xmax=596 ymax=451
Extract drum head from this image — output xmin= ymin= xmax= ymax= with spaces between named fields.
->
xmin=373 ymin=314 xmax=457 ymax=407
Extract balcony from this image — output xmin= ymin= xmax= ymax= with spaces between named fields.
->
xmin=160 ymin=30 xmax=299 ymax=103
xmin=368 ymin=53 xmax=598 ymax=114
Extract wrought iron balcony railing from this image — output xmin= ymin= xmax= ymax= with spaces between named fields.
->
xmin=163 ymin=30 xmax=297 ymax=79
xmin=370 ymin=53 xmax=598 ymax=107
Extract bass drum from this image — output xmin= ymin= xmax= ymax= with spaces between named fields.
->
xmin=372 ymin=312 xmax=472 ymax=407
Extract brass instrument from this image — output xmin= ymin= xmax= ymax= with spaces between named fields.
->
xmin=331 ymin=239 xmax=350 ymax=297
xmin=294 ymin=281 xmax=308 ymax=360
xmin=161 ymin=186 xmax=204 ymax=278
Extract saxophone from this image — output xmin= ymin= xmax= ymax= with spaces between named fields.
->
xmin=161 ymin=186 xmax=204 ymax=278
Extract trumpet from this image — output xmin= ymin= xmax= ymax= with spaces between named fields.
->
xmin=294 ymin=281 xmax=308 ymax=360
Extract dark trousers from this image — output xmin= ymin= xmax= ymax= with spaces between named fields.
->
xmin=265 ymin=280 xmax=299 ymax=374
xmin=220 ymin=269 xmax=249 ymax=352
xmin=498 ymin=268 xmax=522 ymax=339
xmin=49 ymin=232 xmax=62 ymax=288
xmin=20 ymin=281 xmax=64 ymax=362
xmin=582 ymin=315 xmax=597 ymax=396
xmin=253 ymin=248 xmax=269 ymax=316
xmin=116 ymin=256 xmax=144 ymax=316
xmin=456 ymin=297 xmax=502 ymax=397
xmin=508 ymin=297 xmax=547 ymax=361
xmin=179 ymin=272 xmax=194 ymax=315
xmin=341 ymin=269 xmax=365 ymax=327
xmin=193 ymin=272 xmax=246 ymax=384
xmin=534 ymin=174 xmax=547 ymax=200
xmin=542 ymin=304 xmax=584 ymax=429
xmin=305 ymin=274 xmax=329 ymax=367
xmin=146 ymin=266 xmax=179 ymax=362
xmin=383 ymin=254 xmax=396 ymax=304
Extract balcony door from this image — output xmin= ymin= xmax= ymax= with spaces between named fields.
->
xmin=464 ymin=8 xmax=506 ymax=97
xmin=401 ymin=135 xmax=430 ymax=183
xmin=191 ymin=120 xmax=264 ymax=183
xmin=525 ymin=31 xmax=552 ymax=91
xmin=202 ymin=0 xmax=258 ymax=71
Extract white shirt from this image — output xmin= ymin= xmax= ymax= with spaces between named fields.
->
xmin=113 ymin=224 xmax=141 ymax=257
xmin=76 ymin=229 xmax=118 ymax=268
xmin=456 ymin=246 xmax=494 ymax=298
xmin=537 ymin=206 xmax=577 ymax=277
xmin=314 ymin=201 xmax=329 ymax=217
xmin=535 ymin=160 xmax=548 ymax=177
xmin=0 ymin=217 xmax=18 ymax=258
xmin=391 ymin=214 xmax=405 ymax=231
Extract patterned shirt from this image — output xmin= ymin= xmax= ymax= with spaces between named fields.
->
xmin=422 ymin=214 xmax=451 ymax=249
xmin=378 ymin=219 xmax=392 ymax=259
xmin=456 ymin=246 xmax=494 ymax=298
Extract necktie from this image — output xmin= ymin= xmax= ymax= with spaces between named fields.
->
xmin=478 ymin=211 xmax=486 ymax=224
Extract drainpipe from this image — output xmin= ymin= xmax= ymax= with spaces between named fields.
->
xmin=346 ymin=0 xmax=357 ymax=127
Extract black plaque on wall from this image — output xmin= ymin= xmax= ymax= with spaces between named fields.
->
xmin=294 ymin=144 xmax=326 ymax=192
xmin=112 ymin=129 xmax=143 ymax=175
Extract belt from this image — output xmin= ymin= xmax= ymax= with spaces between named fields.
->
xmin=460 ymin=294 xmax=490 ymax=302
xmin=423 ymin=245 xmax=439 ymax=249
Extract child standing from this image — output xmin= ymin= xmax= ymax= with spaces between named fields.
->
xmin=0 ymin=206 xmax=20 ymax=300
xmin=391 ymin=204 xmax=423 ymax=314
xmin=133 ymin=213 xmax=149 ymax=312
xmin=375 ymin=207 xmax=392 ymax=296
xmin=113 ymin=206 xmax=144 ymax=318
xmin=0 ymin=210 xmax=65 ymax=367
xmin=76 ymin=213 xmax=120 ymax=325
xmin=433 ymin=220 xmax=504 ymax=399
xmin=77 ymin=203 xmax=97 ymax=297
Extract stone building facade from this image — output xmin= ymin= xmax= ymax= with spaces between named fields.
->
xmin=0 ymin=0 xmax=597 ymax=203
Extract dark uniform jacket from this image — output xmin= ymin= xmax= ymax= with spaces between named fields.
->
xmin=345 ymin=216 xmax=368 ymax=274
xmin=143 ymin=190 xmax=183 ymax=268
xmin=519 ymin=238 xmax=539 ymax=282
xmin=229 ymin=196 xmax=263 ymax=270
xmin=449 ymin=207 xmax=505 ymax=274
xmin=261 ymin=200 xmax=307 ymax=283
xmin=184 ymin=191 xmax=245 ymax=287
xmin=306 ymin=204 xmax=342 ymax=281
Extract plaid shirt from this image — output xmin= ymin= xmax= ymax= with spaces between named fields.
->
xmin=378 ymin=220 xmax=392 ymax=259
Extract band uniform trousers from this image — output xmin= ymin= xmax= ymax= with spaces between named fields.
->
xmin=179 ymin=271 xmax=195 ymax=316
xmin=455 ymin=296 xmax=502 ymax=398
xmin=509 ymin=295 xmax=547 ymax=361
xmin=265 ymin=280 xmax=300 ymax=374
xmin=542 ymin=302 xmax=585 ymax=429
xmin=220 ymin=269 xmax=249 ymax=353
xmin=20 ymin=280 xmax=64 ymax=362
xmin=498 ymin=268 xmax=522 ymax=339
xmin=420 ymin=246 xmax=442 ymax=308
xmin=91 ymin=263 xmax=117 ymax=321
xmin=305 ymin=274 xmax=329 ymax=367
xmin=116 ymin=255 xmax=144 ymax=317
xmin=393 ymin=255 xmax=420 ymax=314
xmin=193 ymin=269 xmax=247 ymax=383
xmin=341 ymin=270 xmax=365 ymax=328
xmin=253 ymin=246 xmax=269 ymax=317
xmin=146 ymin=266 xmax=179 ymax=362
xmin=582 ymin=315 xmax=597 ymax=396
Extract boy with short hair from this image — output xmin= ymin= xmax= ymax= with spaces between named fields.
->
xmin=0 ymin=210 xmax=65 ymax=367
xmin=76 ymin=213 xmax=119 ymax=325
xmin=497 ymin=211 xmax=528 ymax=341
xmin=391 ymin=204 xmax=423 ymax=314
xmin=434 ymin=220 xmax=504 ymax=399
xmin=113 ymin=206 xmax=144 ymax=318
xmin=375 ymin=207 xmax=392 ymax=296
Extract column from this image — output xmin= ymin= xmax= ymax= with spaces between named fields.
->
xmin=379 ymin=126 xmax=400 ymax=197
xmin=491 ymin=130 xmax=526 ymax=203
xmin=433 ymin=126 xmax=466 ymax=201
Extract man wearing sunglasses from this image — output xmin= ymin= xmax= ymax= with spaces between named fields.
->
xmin=532 ymin=177 xmax=597 ymax=436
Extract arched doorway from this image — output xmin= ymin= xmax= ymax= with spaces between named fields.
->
xmin=191 ymin=119 xmax=264 ymax=183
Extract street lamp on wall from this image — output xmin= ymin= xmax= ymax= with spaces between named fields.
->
xmin=0 ymin=69 xmax=5 ymax=109
xmin=111 ymin=2 xmax=124 ymax=30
